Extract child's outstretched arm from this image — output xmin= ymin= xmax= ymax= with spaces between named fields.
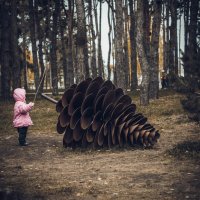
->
xmin=18 ymin=102 xmax=34 ymax=114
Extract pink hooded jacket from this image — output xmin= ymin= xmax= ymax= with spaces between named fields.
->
xmin=13 ymin=88 xmax=34 ymax=128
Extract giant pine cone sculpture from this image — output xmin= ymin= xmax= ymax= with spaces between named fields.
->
xmin=56 ymin=77 xmax=160 ymax=149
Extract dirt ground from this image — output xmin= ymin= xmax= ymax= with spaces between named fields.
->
xmin=0 ymin=91 xmax=200 ymax=200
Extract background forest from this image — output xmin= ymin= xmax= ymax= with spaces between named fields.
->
xmin=0 ymin=0 xmax=199 ymax=105
xmin=0 ymin=1 xmax=200 ymax=199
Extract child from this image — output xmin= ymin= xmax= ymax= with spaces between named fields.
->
xmin=13 ymin=88 xmax=34 ymax=146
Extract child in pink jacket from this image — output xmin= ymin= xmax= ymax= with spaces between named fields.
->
xmin=13 ymin=88 xmax=34 ymax=146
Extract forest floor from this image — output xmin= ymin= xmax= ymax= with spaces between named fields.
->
xmin=0 ymin=90 xmax=200 ymax=200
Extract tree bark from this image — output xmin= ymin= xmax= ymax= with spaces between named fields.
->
xmin=88 ymin=0 xmax=97 ymax=78
xmin=22 ymin=33 xmax=28 ymax=90
xmin=123 ymin=0 xmax=130 ymax=90
xmin=188 ymin=0 xmax=198 ymax=56
xmin=11 ymin=0 xmax=21 ymax=89
xmin=129 ymin=0 xmax=138 ymax=91
xmin=107 ymin=4 xmax=112 ymax=80
xmin=44 ymin=0 xmax=51 ymax=89
xmin=50 ymin=0 xmax=60 ymax=95
xmin=165 ymin=0 xmax=170 ymax=73
xmin=97 ymin=0 xmax=104 ymax=78
xmin=149 ymin=0 xmax=162 ymax=99
xmin=29 ymin=0 xmax=40 ymax=91
xmin=184 ymin=0 xmax=189 ymax=56
xmin=75 ymin=0 xmax=89 ymax=80
xmin=21 ymin=6 xmax=28 ymax=90
xmin=136 ymin=0 xmax=150 ymax=105
xmin=163 ymin=2 xmax=167 ymax=72
xmin=115 ymin=0 xmax=126 ymax=90
xmin=111 ymin=0 xmax=117 ymax=85
xmin=60 ymin=2 xmax=68 ymax=89
xmin=93 ymin=0 xmax=103 ymax=77
xmin=187 ymin=0 xmax=199 ymax=89
xmin=143 ymin=0 xmax=150 ymax=61
xmin=169 ymin=0 xmax=178 ymax=75
xmin=1 ymin=4 xmax=11 ymax=100
xmin=35 ymin=0 xmax=45 ymax=94
xmin=67 ymin=0 xmax=74 ymax=87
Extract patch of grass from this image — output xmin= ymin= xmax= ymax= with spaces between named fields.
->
xmin=0 ymin=101 xmax=14 ymax=134
xmin=175 ymin=117 xmax=191 ymax=125
xmin=167 ymin=141 xmax=200 ymax=160
xmin=135 ymin=96 xmax=184 ymax=119
xmin=31 ymin=99 xmax=58 ymax=132
xmin=118 ymin=90 xmax=185 ymax=119
xmin=161 ymin=109 xmax=174 ymax=116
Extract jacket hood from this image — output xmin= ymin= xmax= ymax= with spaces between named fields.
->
xmin=13 ymin=88 xmax=26 ymax=102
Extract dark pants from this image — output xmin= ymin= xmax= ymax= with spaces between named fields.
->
xmin=17 ymin=127 xmax=28 ymax=145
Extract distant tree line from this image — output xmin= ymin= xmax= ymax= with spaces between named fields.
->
xmin=0 ymin=0 xmax=199 ymax=105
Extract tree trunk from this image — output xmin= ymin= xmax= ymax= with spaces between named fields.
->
xmin=44 ymin=43 xmax=50 ymax=89
xmin=136 ymin=0 xmax=150 ymax=105
xmin=97 ymin=0 xmax=104 ymax=78
xmin=11 ymin=0 xmax=21 ymax=89
xmin=188 ymin=0 xmax=199 ymax=89
xmin=165 ymin=0 xmax=170 ymax=73
xmin=75 ymin=0 xmax=89 ymax=80
xmin=29 ymin=0 xmax=40 ymax=91
xmin=88 ymin=0 xmax=97 ymax=78
xmin=111 ymin=0 xmax=117 ymax=85
xmin=21 ymin=6 xmax=28 ymax=90
xmin=169 ymin=0 xmax=178 ymax=75
xmin=149 ymin=0 xmax=162 ymax=99
xmin=163 ymin=2 xmax=167 ymax=72
xmin=44 ymin=0 xmax=51 ymax=89
xmin=0 ymin=6 xmax=1 ymax=79
xmin=143 ymin=0 xmax=150 ymax=61
xmin=93 ymin=0 xmax=103 ymax=77
xmin=188 ymin=0 xmax=198 ymax=57
xmin=67 ymin=0 xmax=74 ymax=87
xmin=60 ymin=23 xmax=68 ymax=89
xmin=35 ymin=0 xmax=45 ymax=94
xmin=107 ymin=4 xmax=112 ymax=80
xmin=1 ymin=4 xmax=11 ymax=100
xmin=123 ymin=0 xmax=130 ymax=90
xmin=59 ymin=2 xmax=68 ymax=89
xmin=115 ymin=0 xmax=126 ymax=90
xmin=50 ymin=0 xmax=60 ymax=95
xmin=22 ymin=33 xmax=28 ymax=90
xmin=83 ymin=42 xmax=90 ymax=79
xmin=184 ymin=0 xmax=189 ymax=56
xmin=129 ymin=0 xmax=138 ymax=91
xmin=75 ymin=47 xmax=85 ymax=83
xmin=178 ymin=13 xmax=181 ymax=75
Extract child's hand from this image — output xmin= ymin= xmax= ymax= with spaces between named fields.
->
xmin=29 ymin=102 xmax=34 ymax=107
